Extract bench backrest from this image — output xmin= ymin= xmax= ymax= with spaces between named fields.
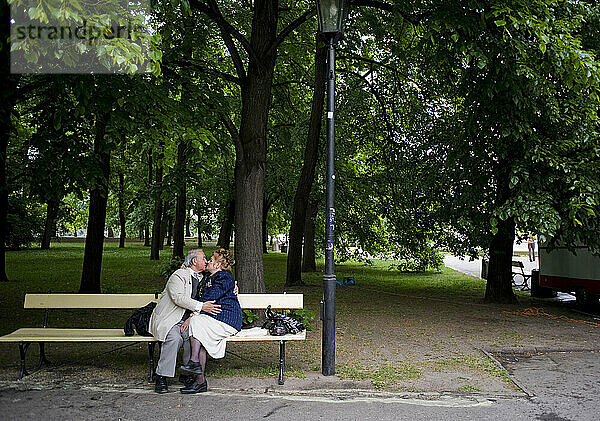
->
xmin=24 ymin=294 xmax=160 ymax=309
xmin=24 ymin=293 xmax=303 ymax=310
xmin=238 ymin=293 xmax=303 ymax=309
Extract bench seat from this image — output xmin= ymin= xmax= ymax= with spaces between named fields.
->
xmin=0 ymin=327 xmax=305 ymax=342
xmin=0 ymin=328 xmax=157 ymax=342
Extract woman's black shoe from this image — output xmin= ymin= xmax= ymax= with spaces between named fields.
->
xmin=154 ymin=375 xmax=168 ymax=394
xmin=180 ymin=380 xmax=208 ymax=394
xmin=179 ymin=360 xmax=203 ymax=375
xmin=179 ymin=374 xmax=195 ymax=387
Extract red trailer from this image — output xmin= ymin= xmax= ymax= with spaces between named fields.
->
xmin=539 ymin=244 xmax=600 ymax=307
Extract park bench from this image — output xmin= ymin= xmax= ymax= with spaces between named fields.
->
xmin=0 ymin=292 xmax=305 ymax=385
xmin=511 ymin=261 xmax=531 ymax=291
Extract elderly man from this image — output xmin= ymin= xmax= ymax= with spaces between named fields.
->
xmin=149 ymin=249 xmax=221 ymax=393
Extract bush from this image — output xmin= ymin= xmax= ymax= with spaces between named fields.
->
xmin=6 ymin=195 xmax=44 ymax=250
xmin=394 ymin=246 xmax=444 ymax=272
xmin=160 ymin=257 xmax=184 ymax=279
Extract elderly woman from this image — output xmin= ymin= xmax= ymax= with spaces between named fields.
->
xmin=178 ymin=248 xmax=242 ymax=394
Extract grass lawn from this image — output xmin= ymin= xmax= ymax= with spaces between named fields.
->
xmin=1 ymin=240 xmax=598 ymax=393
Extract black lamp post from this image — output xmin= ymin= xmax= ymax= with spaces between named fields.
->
xmin=315 ymin=0 xmax=348 ymax=376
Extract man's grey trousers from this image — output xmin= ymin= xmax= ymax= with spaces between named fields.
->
xmin=155 ymin=321 xmax=191 ymax=378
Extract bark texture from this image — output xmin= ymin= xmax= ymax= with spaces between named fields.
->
xmin=150 ymin=146 xmax=164 ymax=259
xmin=484 ymin=161 xmax=517 ymax=303
xmin=217 ymin=199 xmax=235 ymax=249
xmin=118 ymin=172 xmax=126 ymax=248
xmin=233 ymin=0 xmax=279 ymax=293
xmin=173 ymin=140 xmax=187 ymax=259
xmin=80 ymin=110 xmax=112 ymax=293
xmin=302 ymin=199 xmax=318 ymax=272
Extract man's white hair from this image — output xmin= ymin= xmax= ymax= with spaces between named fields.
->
xmin=183 ymin=249 xmax=203 ymax=267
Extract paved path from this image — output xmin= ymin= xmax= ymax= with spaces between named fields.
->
xmin=443 ymin=253 xmax=576 ymax=302
xmin=443 ymin=255 xmax=539 ymax=281
xmin=2 ymin=351 xmax=599 ymax=421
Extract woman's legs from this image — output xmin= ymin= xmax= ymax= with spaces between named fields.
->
xmin=189 ymin=336 xmax=201 ymax=362
xmin=194 ymin=345 xmax=207 ymax=384
xmin=188 ymin=336 xmax=207 ymax=383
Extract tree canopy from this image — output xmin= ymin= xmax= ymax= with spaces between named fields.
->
xmin=2 ymin=0 xmax=600 ymax=303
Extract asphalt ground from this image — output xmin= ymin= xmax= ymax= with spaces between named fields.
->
xmin=1 ymin=350 xmax=599 ymax=420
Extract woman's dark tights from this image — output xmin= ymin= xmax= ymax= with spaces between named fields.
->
xmin=189 ymin=336 xmax=206 ymax=383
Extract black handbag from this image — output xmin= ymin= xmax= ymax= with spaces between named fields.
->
xmin=124 ymin=302 xmax=156 ymax=336
xmin=262 ymin=305 xmax=305 ymax=335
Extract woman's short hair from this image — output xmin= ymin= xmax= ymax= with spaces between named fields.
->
xmin=213 ymin=248 xmax=234 ymax=271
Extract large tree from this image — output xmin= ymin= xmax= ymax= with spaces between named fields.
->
xmin=187 ymin=0 xmax=313 ymax=292
xmin=421 ymin=0 xmax=600 ymax=302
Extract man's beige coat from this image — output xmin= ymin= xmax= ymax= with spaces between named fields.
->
xmin=149 ymin=268 xmax=199 ymax=342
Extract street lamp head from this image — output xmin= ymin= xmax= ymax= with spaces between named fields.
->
xmin=315 ymin=0 xmax=349 ymax=43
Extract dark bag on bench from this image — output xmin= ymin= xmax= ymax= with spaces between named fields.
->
xmin=124 ymin=302 xmax=157 ymax=336
xmin=263 ymin=305 xmax=305 ymax=335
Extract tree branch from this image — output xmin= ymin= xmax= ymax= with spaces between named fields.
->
xmin=189 ymin=0 xmax=248 ymax=81
xmin=219 ymin=113 xmax=242 ymax=160
xmin=350 ymin=0 xmax=431 ymax=26
xmin=268 ymin=9 xmax=315 ymax=57
xmin=165 ymin=60 xmax=241 ymax=85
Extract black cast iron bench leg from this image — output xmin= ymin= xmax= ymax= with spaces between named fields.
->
xmin=36 ymin=342 xmax=51 ymax=370
xmin=18 ymin=342 xmax=31 ymax=379
xmin=279 ymin=340 xmax=285 ymax=385
xmin=148 ymin=342 xmax=156 ymax=383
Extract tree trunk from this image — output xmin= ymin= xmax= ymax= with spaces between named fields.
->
xmin=107 ymin=227 xmax=114 ymax=238
xmin=144 ymin=149 xmax=152 ymax=247
xmin=302 ymin=199 xmax=318 ymax=272
xmin=118 ymin=171 xmax=126 ymax=248
xmin=197 ymin=221 xmax=203 ymax=248
xmin=484 ymin=161 xmax=517 ymax=303
xmin=150 ymin=147 xmax=163 ymax=260
xmin=217 ymin=199 xmax=235 ymax=249
xmin=165 ymin=214 xmax=173 ymax=247
xmin=80 ymin=110 xmax=112 ymax=293
xmin=262 ymin=198 xmax=273 ymax=254
xmin=185 ymin=215 xmax=191 ymax=238
xmin=41 ymin=197 xmax=60 ymax=250
xmin=172 ymin=140 xmax=187 ymax=259
xmin=235 ymin=160 xmax=265 ymax=292
xmin=0 ymin=3 xmax=17 ymax=281
xmin=286 ymin=42 xmax=327 ymax=286
xmin=144 ymin=224 xmax=150 ymax=246
xmin=233 ymin=0 xmax=279 ymax=293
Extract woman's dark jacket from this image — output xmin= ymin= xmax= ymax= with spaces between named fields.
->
xmin=200 ymin=270 xmax=242 ymax=331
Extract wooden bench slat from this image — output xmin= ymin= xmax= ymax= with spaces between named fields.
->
xmin=0 ymin=327 xmax=305 ymax=343
xmin=237 ymin=293 xmax=303 ymax=309
xmin=227 ymin=331 xmax=306 ymax=342
xmin=24 ymin=294 xmax=160 ymax=309
xmin=0 ymin=328 xmax=157 ymax=342
xmin=23 ymin=293 xmax=303 ymax=310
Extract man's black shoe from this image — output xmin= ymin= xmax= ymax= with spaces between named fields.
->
xmin=180 ymin=380 xmax=208 ymax=394
xmin=154 ymin=375 xmax=168 ymax=394
xmin=179 ymin=360 xmax=203 ymax=375
xmin=179 ymin=374 xmax=195 ymax=387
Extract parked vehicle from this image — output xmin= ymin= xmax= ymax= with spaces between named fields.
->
xmin=539 ymin=243 xmax=600 ymax=307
